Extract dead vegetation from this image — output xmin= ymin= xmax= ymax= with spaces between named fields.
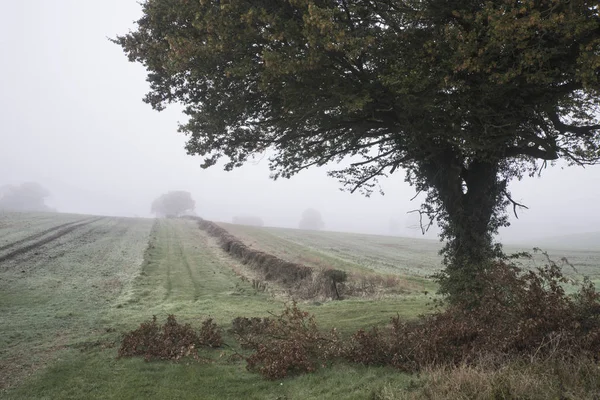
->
xmin=392 ymin=356 xmax=600 ymax=400
xmin=229 ymin=261 xmax=600 ymax=390
xmin=118 ymin=315 xmax=222 ymax=361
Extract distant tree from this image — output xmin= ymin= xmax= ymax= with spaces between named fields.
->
xmin=232 ymin=216 xmax=264 ymax=227
xmin=0 ymin=182 xmax=54 ymax=212
xmin=151 ymin=191 xmax=195 ymax=217
xmin=299 ymin=209 xmax=324 ymax=231
xmin=115 ymin=1 xmax=600 ymax=301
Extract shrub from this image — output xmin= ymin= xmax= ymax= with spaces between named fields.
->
xmin=235 ymin=259 xmax=600 ymax=381
xmin=235 ymin=303 xmax=341 ymax=379
xmin=296 ymin=268 xmax=349 ymax=300
xmin=348 ymin=260 xmax=600 ymax=371
xmin=344 ymin=327 xmax=393 ymax=366
xmin=118 ymin=315 xmax=222 ymax=361
xmin=230 ymin=316 xmax=272 ymax=338
xmin=199 ymin=318 xmax=223 ymax=348
xmin=195 ymin=218 xmax=314 ymax=290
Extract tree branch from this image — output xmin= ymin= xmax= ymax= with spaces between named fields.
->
xmin=407 ymin=208 xmax=438 ymax=235
xmin=350 ymin=149 xmax=396 ymax=167
xmin=505 ymin=146 xmax=559 ymax=160
xmin=548 ymin=111 xmax=600 ymax=138
xmin=349 ymin=165 xmax=388 ymax=194
xmin=503 ymin=189 xmax=529 ymax=219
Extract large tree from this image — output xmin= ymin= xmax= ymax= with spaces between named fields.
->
xmin=151 ymin=191 xmax=195 ymax=217
xmin=115 ymin=0 xmax=600 ymax=300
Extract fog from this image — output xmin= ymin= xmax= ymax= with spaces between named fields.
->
xmin=1 ymin=1 xmax=599 ymax=243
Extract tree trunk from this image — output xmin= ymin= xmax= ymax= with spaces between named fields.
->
xmin=423 ymin=150 xmax=504 ymax=300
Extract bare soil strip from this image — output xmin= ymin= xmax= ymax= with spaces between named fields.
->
xmin=0 ymin=217 xmax=104 ymax=264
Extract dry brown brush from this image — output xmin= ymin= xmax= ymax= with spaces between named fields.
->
xmin=373 ymin=355 xmax=600 ymax=400
xmin=231 ymin=303 xmax=343 ymax=379
xmin=235 ymin=261 xmax=600 ymax=381
xmin=118 ymin=315 xmax=222 ymax=361
xmin=345 ymin=261 xmax=600 ymax=370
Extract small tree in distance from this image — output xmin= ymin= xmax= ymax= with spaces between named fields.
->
xmin=151 ymin=191 xmax=195 ymax=218
xmin=0 ymin=182 xmax=54 ymax=212
xmin=299 ymin=209 xmax=324 ymax=231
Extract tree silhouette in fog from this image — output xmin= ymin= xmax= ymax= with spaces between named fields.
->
xmin=0 ymin=182 xmax=54 ymax=212
xmin=299 ymin=208 xmax=324 ymax=231
xmin=151 ymin=191 xmax=195 ymax=217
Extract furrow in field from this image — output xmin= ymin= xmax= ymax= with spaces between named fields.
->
xmin=0 ymin=215 xmax=154 ymax=390
xmin=2 ymin=219 xmax=115 ymax=267
xmin=0 ymin=217 xmax=95 ymax=252
xmin=0 ymin=217 xmax=104 ymax=264
xmin=123 ymin=218 xmax=275 ymax=317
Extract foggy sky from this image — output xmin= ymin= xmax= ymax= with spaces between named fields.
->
xmin=1 ymin=1 xmax=599 ymax=242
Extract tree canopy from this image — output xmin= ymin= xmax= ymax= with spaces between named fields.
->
xmin=299 ymin=208 xmax=325 ymax=230
xmin=0 ymin=182 xmax=54 ymax=212
xmin=151 ymin=191 xmax=195 ymax=217
xmin=115 ymin=0 xmax=600 ymax=300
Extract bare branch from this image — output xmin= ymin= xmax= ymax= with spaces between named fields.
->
xmin=503 ymin=190 xmax=529 ymax=219
xmin=407 ymin=208 xmax=437 ymax=235
xmin=409 ymin=189 xmax=423 ymax=202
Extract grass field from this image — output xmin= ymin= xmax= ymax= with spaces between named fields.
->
xmin=2 ymin=212 xmax=599 ymax=399
xmin=1 ymin=212 xmax=432 ymax=399
xmin=219 ymin=223 xmax=443 ymax=277
xmin=0 ymin=213 xmax=154 ymax=390
xmin=218 ymin=222 xmax=600 ymax=287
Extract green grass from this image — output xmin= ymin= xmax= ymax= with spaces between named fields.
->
xmin=4 ymin=214 xmax=599 ymax=398
xmin=4 ymin=348 xmax=416 ymax=400
xmin=218 ymin=222 xmax=441 ymax=295
xmin=1 ymin=215 xmax=431 ymax=399
xmin=220 ymin=222 xmax=600 ymax=284
xmin=0 ymin=216 xmax=153 ymax=389
xmin=106 ymin=218 xmax=281 ymax=329
xmin=307 ymin=296 xmax=432 ymax=332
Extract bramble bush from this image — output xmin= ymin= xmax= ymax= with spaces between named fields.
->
xmin=118 ymin=315 xmax=222 ymax=361
xmin=233 ymin=302 xmax=343 ymax=379
xmin=237 ymin=260 xmax=600 ymax=379
xmin=346 ymin=260 xmax=600 ymax=371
